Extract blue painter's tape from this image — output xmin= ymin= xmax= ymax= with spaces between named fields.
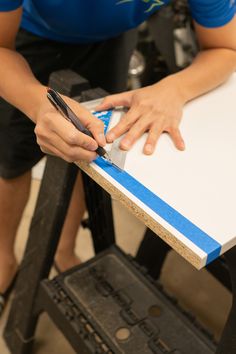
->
xmin=93 ymin=110 xmax=221 ymax=265
xmin=94 ymin=110 xmax=112 ymax=133
xmin=94 ymin=157 xmax=221 ymax=265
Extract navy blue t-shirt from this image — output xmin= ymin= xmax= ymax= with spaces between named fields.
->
xmin=0 ymin=0 xmax=235 ymax=43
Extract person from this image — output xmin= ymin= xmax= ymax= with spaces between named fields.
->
xmin=0 ymin=0 xmax=235 ymax=320
xmin=0 ymin=1 xmax=139 ymax=317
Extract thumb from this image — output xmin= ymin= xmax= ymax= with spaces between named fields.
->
xmin=95 ymin=92 xmax=133 ymax=111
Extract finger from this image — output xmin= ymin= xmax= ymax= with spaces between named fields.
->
xmin=61 ymin=98 xmax=106 ymax=146
xmin=95 ymin=91 xmax=133 ymax=111
xmin=38 ymin=133 xmax=97 ymax=163
xmin=40 ymin=144 xmax=75 ymax=162
xmin=72 ymin=105 xmax=106 ymax=145
xmin=118 ymin=115 xmax=152 ymax=150
xmin=143 ymin=125 xmax=163 ymax=155
xmin=85 ymin=117 xmax=106 ymax=147
xmin=106 ymin=106 xmax=140 ymax=143
xmin=42 ymin=145 xmax=96 ymax=163
xmin=39 ymin=112 xmax=99 ymax=151
xmin=169 ymin=128 xmax=185 ymax=151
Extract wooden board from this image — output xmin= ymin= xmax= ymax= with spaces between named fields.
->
xmin=78 ymin=73 xmax=236 ymax=269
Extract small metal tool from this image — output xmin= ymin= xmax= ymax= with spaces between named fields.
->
xmin=109 ymin=136 xmax=127 ymax=171
xmin=82 ymin=98 xmax=128 ymax=171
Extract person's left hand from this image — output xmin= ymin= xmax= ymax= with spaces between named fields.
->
xmin=96 ymin=77 xmax=186 ymax=155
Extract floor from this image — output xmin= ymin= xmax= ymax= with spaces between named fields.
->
xmin=0 ymin=160 xmax=232 ymax=354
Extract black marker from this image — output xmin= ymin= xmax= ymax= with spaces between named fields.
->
xmin=47 ymin=88 xmax=112 ymax=163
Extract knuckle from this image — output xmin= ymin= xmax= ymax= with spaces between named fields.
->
xmin=35 ymin=136 xmax=41 ymax=146
xmin=34 ymin=125 xmax=46 ymax=140
xmin=148 ymin=131 xmax=159 ymax=142
xmin=39 ymin=146 xmax=46 ymax=153
xmin=34 ymin=125 xmax=38 ymax=134
xmin=136 ymin=101 xmax=146 ymax=111
xmin=66 ymin=148 xmax=78 ymax=162
xmin=97 ymin=119 xmax=104 ymax=128
xmin=148 ymin=131 xmax=157 ymax=141
xmin=123 ymin=131 xmax=132 ymax=139
xmin=117 ymin=123 xmax=126 ymax=132
xmin=119 ymin=118 xmax=132 ymax=130
xmin=102 ymin=97 xmax=109 ymax=105
xmin=80 ymin=137 xmax=91 ymax=149
xmin=91 ymin=119 xmax=104 ymax=130
xmin=126 ymin=130 xmax=138 ymax=141
xmin=81 ymin=140 xmax=89 ymax=149
xmin=40 ymin=112 xmax=52 ymax=126
xmin=152 ymin=107 xmax=162 ymax=116
xmin=89 ymin=118 xmax=104 ymax=130
xmin=66 ymin=131 xmax=78 ymax=145
xmin=135 ymin=119 xmax=146 ymax=130
xmin=137 ymin=100 xmax=151 ymax=111
xmin=168 ymin=126 xmax=179 ymax=135
xmin=34 ymin=125 xmax=41 ymax=136
xmin=44 ymin=112 xmax=51 ymax=121
xmin=133 ymin=92 xmax=141 ymax=102
xmin=146 ymin=138 xmax=154 ymax=146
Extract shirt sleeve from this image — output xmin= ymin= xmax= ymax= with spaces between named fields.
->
xmin=188 ymin=0 xmax=236 ymax=28
xmin=0 ymin=0 xmax=23 ymax=11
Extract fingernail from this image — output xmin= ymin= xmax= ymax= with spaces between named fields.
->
xmin=98 ymin=133 xmax=106 ymax=146
xmin=145 ymin=144 xmax=153 ymax=154
xmin=106 ymin=132 xmax=115 ymax=142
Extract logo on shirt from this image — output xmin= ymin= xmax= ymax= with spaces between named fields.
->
xmin=117 ymin=0 xmax=164 ymax=13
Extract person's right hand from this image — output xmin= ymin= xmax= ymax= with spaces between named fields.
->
xmin=34 ymin=92 xmax=106 ymax=163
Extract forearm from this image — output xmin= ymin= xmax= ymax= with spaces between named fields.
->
xmin=0 ymin=48 xmax=45 ymax=122
xmin=167 ymin=48 xmax=236 ymax=104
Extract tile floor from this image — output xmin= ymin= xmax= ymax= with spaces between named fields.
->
xmin=0 ymin=160 xmax=232 ymax=353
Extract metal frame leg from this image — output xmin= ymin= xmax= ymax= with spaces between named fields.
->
xmin=82 ymin=172 xmax=115 ymax=253
xmin=135 ymin=228 xmax=170 ymax=279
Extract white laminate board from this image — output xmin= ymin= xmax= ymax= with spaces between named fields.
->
xmin=80 ymin=74 xmax=236 ymax=268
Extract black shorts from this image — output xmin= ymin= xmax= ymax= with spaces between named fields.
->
xmin=0 ymin=28 xmax=137 ymax=179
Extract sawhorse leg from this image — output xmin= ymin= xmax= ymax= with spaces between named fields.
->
xmin=216 ymin=246 xmax=236 ymax=354
xmin=4 ymin=157 xmax=78 ymax=354
xmin=136 ymin=228 xmax=170 ymax=279
xmin=82 ymin=172 xmax=115 ymax=253
xmin=3 ymin=161 xmax=115 ymax=354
